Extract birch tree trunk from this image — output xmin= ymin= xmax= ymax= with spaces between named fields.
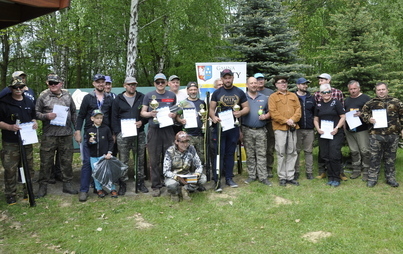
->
xmin=126 ymin=0 xmax=139 ymax=77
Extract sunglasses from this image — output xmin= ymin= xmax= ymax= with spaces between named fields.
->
xmin=155 ymin=81 xmax=166 ymax=85
xmin=11 ymin=85 xmax=26 ymax=90
xmin=321 ymin=90 xmax=331 ymax=94
xmin=48 ymin=82 xmax=60 ymax=86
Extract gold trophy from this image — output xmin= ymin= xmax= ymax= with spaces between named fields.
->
xmin=233 ymin=101 xmax=240 ymax=126
xmin=198 ymin=104 xmax=207 ymax=133
xmin=150 ymin=95 xmax=159 ymax=124
xmin=89 ymin=132 xmax=97 ymax=144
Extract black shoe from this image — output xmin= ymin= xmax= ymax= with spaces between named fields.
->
xmin=36 ymin=184 xmax=48 ymax=198
xmin=287 ymin=179 xmax=300 ymax=186
xmin=6 ymin=196 xmax=17 ymax=205
xmin=386 ymin=179 xmax=399 ymax=187
xmin=63 ymin=182 xmax=78 ymax=195
xmin=118 ymin=181 xmax=127 ymax=195
xmin=294 ymin=172 xmax=300 ymax=180
xmin=367 ymin=181 xmax=377 ymax=188
xmin=226 ymin=179 xmax=238 ymax=188
xmin=261 ymin=179 xmax=272 ymax=186
xmin=279 ymin=179 xmax=287 ymax=186
xmin=306 ymin=173 xmax=314 ymax=180
xmin=137 ymin=182 xmax=149 ymax=193
xmin=197 ymin=185 xmax=207 ymax=192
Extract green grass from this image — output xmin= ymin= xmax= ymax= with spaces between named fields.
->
xmin=1 ymin=148 xmax=403 ymax=253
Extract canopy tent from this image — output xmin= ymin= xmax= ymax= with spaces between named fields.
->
xmin=0 ymin=0 xmax=70 ymax=29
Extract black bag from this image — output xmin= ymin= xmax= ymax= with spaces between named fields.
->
xmin=92 ymin=156 xmax=128 ymax=191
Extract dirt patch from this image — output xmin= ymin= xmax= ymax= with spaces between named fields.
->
xmin=273 ymin=195 xmax=292 ymax=206
xmin=128 ymin=213 xmax=153 ymax=229
xmin=302 ymin=231 xmax=332 ymax=243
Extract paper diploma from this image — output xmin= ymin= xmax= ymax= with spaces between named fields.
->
xmin=121 ymin=118 xmax=137 ymax=137
xmin=157 ymin=106 xmax=174 ymax=128
xmin=19 ymin=122 xmax=38 ymax=145
xmin=345 ymin=110 xmax=362 ymax=130
xmin=320 ymin=120 xmax=334 ymax=140
xmin=50 ymin=104 xmax=69 ymax=126
xmin=218 ymin=109 xmax=235 ymax=132
xmin=183 ymin=108 xmax=198 ymax=129
xmin=372 ymin=109 xmax=388 ymax=128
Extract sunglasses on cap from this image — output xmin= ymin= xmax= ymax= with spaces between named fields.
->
xmin=11 ymin=85 xmax=26 ymax=90
xmin=321 ymin=90 xmax=331 ymax=94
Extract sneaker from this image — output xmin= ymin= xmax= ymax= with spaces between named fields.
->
xmin=386 ymin=179 xmax=399 ymax=187
xmin=367 ymin=181 xmax=377 ymax=188
xmin=97 ymin=190 xmax=106 ymax=198
xmin=286 ymin=179 xmax=300 ymax=186
xmin=171 ymin=194 xmax=180 ymax=202
xmin=340 ymin=173 xmax=348 ymax=181
xmin=279 ymin=179 xmax=287 ymax=186
xmin=226 ymin=179 xmax=238 ymax=188
xmin=326 ymin=180 xmax=333 ymax=185
xmin=350 ymin=172 xmax=361 ymax=179
xmin=332 ymin=181 xmax=341 ymax=187
xmin=306 ymin=173 xmax=314 ymax=180
xmin=79 ymin=192 xmax=88 ymax=202
xmin=180 ymin=187 xmax=191 ymax=201
xmin=316 ymin=173 xmax=326 ymax=179
xmin=110 ymin=190 xmax=118 ymax=198
xmin=261 ymin=179 xmax=272 ymax=186
xmin=244 ymin=178 xmax=256 ymax=184
xmin=6 ymin=196 xmax=17 ymax=205
xmin=137 ymin=182 xmax=149 ymax=193
xmin=152 ymin=188 xmax=161 ymax=197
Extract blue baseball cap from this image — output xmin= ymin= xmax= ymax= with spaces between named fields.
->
xmin=296 ymin=78 xmax=311 ymax=84
xmin=154 ymin=73 xmax=167 ymax=81
xmin=254 ymin=73 xmax=265 ymax=79
xmin=105 ymin=76 xmax=112 ymax=83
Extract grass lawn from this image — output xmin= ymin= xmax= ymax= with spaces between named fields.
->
xmin=0 ymin=146 xmax=403 ymax=253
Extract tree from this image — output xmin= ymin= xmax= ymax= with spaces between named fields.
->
xmin=224 ymin=0 xmax=310 ymax=83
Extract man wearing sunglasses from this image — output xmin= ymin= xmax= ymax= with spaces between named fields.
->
xmin=0 ymin=71 xmax=36 ymax=104
xmin=35 ymin=74 xmax=78 ymax=198
xmin=0 ymin=78 xmax=38 ymax=205
xmin=141 ymin=73 xmax=177 ymax=197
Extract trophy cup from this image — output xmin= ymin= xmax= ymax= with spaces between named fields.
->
xmin=258 ymin=105 xmax=264 ymax=116
xmin=89 ymin=132 xmax=97 ymax=144
xmin=233 ymin=101 xmax=240 ymax=126
xmin=150 ymin=95 xmax=159 ymax=124
xmin=198 ymin=104 xmax=207 ymax=133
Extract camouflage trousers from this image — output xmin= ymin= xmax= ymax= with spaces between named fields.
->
xmin=242 ymin=126 xmax=268 ymax=180
xmin=266 ymin=121 xmax=275 ymax=173
xmin=1 ymin=141 xmax=33 ymax=197
xmin=117 ymin=131 xmax=146 ymax=182
xmin=189 ymin=135 xmax=205 ymax=166
xmin=38 ymin=135 xmax=74 ymax=184
xmin=368 ymin=134 xmax=399 ymax=182
xmin=165 ymin=174 xmax=207 ymax=194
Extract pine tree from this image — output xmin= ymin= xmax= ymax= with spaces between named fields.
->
xmin=225 ymin=0 xmax=310 ymax=82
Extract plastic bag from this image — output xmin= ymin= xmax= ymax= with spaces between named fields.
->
xmin=92 ymin=156 xmax=128 ymax=191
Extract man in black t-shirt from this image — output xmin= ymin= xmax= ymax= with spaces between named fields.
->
xmin=344 ymin=80 xmax=371 ymax=181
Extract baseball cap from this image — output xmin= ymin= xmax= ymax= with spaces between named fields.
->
xmin=154 ymin=73 xmax=167 ymax=81
xmin=105 ymin=76 xmax=112 ymax=83
xmin=47 ymin=74 xmax=60 ymax=82
xmin=176 ymin=131 xmax=190 ymax=142
xmin=317 ymin=73 xmax=331 ymax=80
xmin=91 ymin=109 xmax=104 ymax=116
xmin=220 ymin=69 xmax=234 ymax=77
xmin=12 ymin=71 xmax=26 ymax=79
xmin=168 ymin=75 xmax=180 ymax=81
xmin=187 ymin=82 xmax=198 ymax=89
xmin=254 ymin=73 xmax=265 ymax=79
xmin=93 ymin=74 xmax=106 ymax=81
xmin=124 ymin=77 xmax=138 ymax=84
xmin=296 ymin=78 xmax=311 ymax=84
xmin=9 ymin=77 xmax=25 ymax=87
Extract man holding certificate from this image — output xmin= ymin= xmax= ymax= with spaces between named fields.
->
xmin=111 ymin=77 xmax=148 ymax=194
xmin=361 ymin=82 xmax=403 ymax=188
xmin=313 ymin=84 xmax=345 ymax=187
xmin=35 ymin=74 xmax=78 ymax=198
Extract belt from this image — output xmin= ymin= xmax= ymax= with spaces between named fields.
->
xmin=242 ymin=125 xmax=264 ymax=130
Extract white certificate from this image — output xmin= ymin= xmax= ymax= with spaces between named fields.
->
xmin=346 ymin=110 xmax=362 ymax=130
xmin=372 ymin=109 xmax=388 ymax=128
xmin=183 ymin=108 xmax=198 ymax=129
xmin=50 ymin=104 xmax=69 ymax=126
xmin=218 ymin=109 xmax=235 ymax=132
xmin=121 ymin=118 xmax=137 ymax=137
xmin=19 ymin=122 xmax=38 ymax=145
xmin=320 ymin=120 xmax=334 ymax=140
xmin=157 ymin=106 xmax=174 ymax=128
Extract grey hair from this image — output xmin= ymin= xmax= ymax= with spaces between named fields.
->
xmin=319 ymin=83 xmax=331 ymax=92
xmin=347 ymin=80 xmax=360 ymax=87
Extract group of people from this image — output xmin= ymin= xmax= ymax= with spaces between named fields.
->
xmin=1 ymin=69 xmax=401 ymax=205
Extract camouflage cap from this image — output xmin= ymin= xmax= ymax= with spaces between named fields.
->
xmin=12 ymin=71 xmax=26 ymax=79
xmin=91 ymin=109 xmax=104 ymax=116
xmin=9 ymin=77 xmax=25 ymax=87
xmin=176 ymin=131 xmax=190 ymax=141
xmin=47 ymin=74 xmax=60 ymax=83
